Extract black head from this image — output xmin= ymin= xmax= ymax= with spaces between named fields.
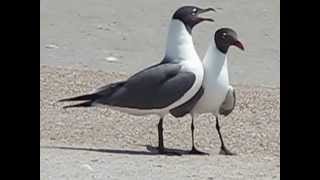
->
xmin=214 ymin=28 xmax=245 ymax=54
xmin=172 ymin=6 xmax=215 ymax=33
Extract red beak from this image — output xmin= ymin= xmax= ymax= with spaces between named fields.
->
xmin=233 ymin=40 xmax=245 ymax=51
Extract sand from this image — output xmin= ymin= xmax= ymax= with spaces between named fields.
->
xmin=40 ymin=65 xmax=279 ymax=179
xmin=40 ymin=0 xmax=279 ymax=179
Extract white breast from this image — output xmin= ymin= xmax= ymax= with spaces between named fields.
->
xmin=192 ymin=42 xmax=230 ymax=115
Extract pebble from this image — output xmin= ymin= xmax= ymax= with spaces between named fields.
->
xmin=97 ymin=25 xmax=110 ymax=31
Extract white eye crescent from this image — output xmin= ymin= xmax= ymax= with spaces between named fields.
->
xmin=222 ymin=32 xmax=227 ymax=38
xmin=193 ymin=8 xmax=197 ymax=12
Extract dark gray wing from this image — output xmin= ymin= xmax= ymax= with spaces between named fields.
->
xmin=219 ymin=87 xmax=236 ymax=116
xmin=95 ymin=63 xmax=196 ymax=109
xmin=170 ymin=86 xmax=204 ymax=117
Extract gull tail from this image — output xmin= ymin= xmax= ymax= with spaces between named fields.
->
xmin=58 ymin=94 xmax=99 ymax=102
xmin=62 ymin=101 xmax=93 ymax=109
xmin=58 ymin=81 xmax=126 ymax=109
xmin=58 ymin=93 xmax=99 ymax=109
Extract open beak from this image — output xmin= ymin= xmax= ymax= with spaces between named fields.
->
xmin=233 ymin=40 xmax=245 ymax=51
xmin=199 ymin=8 xmax=216 ymax=13
xmin=197 ymin=8 xmax=216 ymax=22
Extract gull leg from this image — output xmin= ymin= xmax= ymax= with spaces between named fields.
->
xmin=157 ymin=117 xmax=181 ymax=156
xmin=157 ymin=117 xmax=164 ymax=152
xmin=215 ymin=115 xmax=236 ymax=155
xmin=189 ymin=114 xmax=209 ymax=155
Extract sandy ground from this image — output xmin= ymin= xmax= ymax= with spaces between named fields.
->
xmin=40 ymin=0 xmax=279 ymax=179
xmin=40 ymin=65 xmax=279 ymax=180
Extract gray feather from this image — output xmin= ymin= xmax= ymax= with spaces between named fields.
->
xmin=95 ymin=62 xmax=196 ymax=109
xmin=219 ymin=87 xmax=236 ymax=116
xmin=170 ymin=86 xmax=204 ymax=117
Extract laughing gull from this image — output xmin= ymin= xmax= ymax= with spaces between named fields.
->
xmin=171 ymin=28 xmax=244 ymax=155
xmin=59 ymin=6 xmax=215 ymax=155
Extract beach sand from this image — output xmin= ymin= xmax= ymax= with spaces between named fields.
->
xmin=40 ymin=0 xmax=279 ymax=179
xmin=40 ymin=65 xmax=279 ymax=179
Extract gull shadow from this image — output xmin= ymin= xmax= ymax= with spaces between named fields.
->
xmin=41 ymin=145 xmax=158 ymax=156
xmin=145 ymin=145 xmax=192 ymax=155
xmin=40 ymin=145 xmax=208 ymax=156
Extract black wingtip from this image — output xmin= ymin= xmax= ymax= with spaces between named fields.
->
xmin=62 ymin=101 xmax=93 ymax=109
xmin=62 ymin=104 xmax=75 ymax=109
xmin=58 ymin=97 xmax=79 ymax=102
xmin=58 ymin=93 xmax=99 ymax=103
xmin=62 ymin=105 xmax=71 ymax=109
xmin=58 ymin=98 xmax=70 ymax=102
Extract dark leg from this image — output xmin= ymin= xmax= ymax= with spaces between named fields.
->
xmin=157 ymin=117 xmax=181 ymax=156
xmin=189 ymin=115 xmax=209 ymax=155
xmin=215 ymin=116 xmax=236 ymax=155
xmin=157 ymin=117 xmax=164 ymax=153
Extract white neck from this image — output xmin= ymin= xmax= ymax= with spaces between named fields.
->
xmin=164 ymin=20 xmax=199 ymax=62
xmin=203 ymin=42 xmax=229 ymax=83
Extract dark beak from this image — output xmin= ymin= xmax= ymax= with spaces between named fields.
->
xmin=233 ymin=40 xmax=245 ymax=51
xmin=198 ymin=8 xmax=216 ymax=13
xmin=197 ymin=8 xmax=216 ymax=22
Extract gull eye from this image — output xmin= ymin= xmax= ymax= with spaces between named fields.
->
xmin=192 ymin=8 xmax=197 ymax=15
xmin=222 ymin=32 xmax=227 ymax=38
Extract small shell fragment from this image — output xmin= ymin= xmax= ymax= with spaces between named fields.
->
xmin=82 ymin=164 xmax=94 ymax=171
xmin=45 ymin=44 xmax=59 ymax=49
xmin=104 ymin=56 xmax=118 ymax=62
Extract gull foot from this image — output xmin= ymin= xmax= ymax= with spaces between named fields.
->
xmin=219 ymin=146 xmax=236 ymax=156
xmin=189 ymin=147 xmax=209 ymax=155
